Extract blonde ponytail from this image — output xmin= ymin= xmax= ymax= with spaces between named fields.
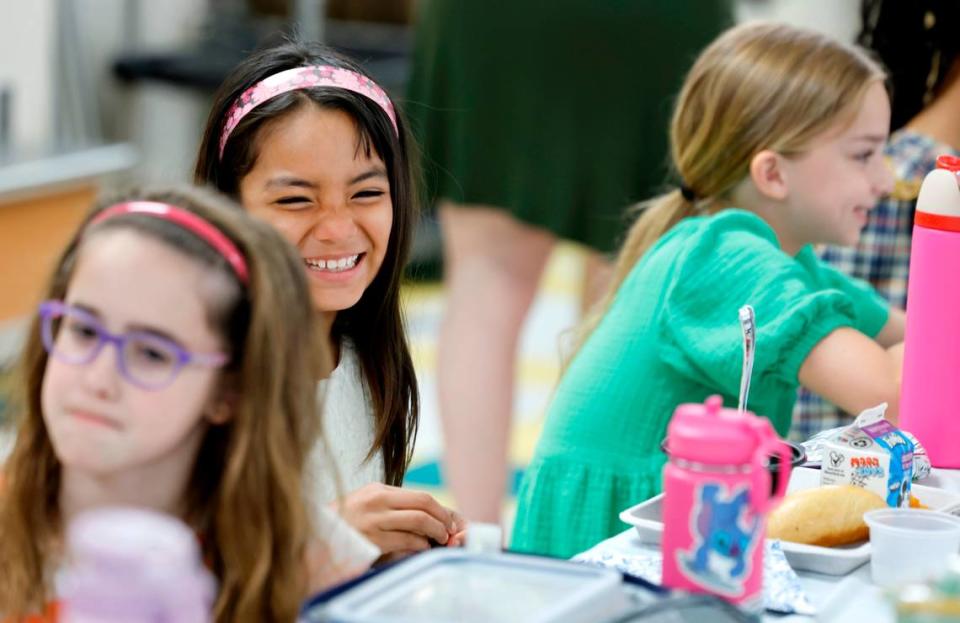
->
xmin=571 ymin=190 xmax=697 ymax=356
xmin=611 ymin=191 xmax=698 ymax=293
xmin=570 ymin=21 xmax=885 ymax=360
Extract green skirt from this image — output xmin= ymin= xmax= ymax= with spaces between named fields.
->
xmin=405 ymin=0 xmax=733 ymax=252
xmin=511 ymin=450 xmax=666 ymax=559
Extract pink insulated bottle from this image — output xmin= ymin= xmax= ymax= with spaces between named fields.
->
xmin=661 ymin=396 xmax=791 ymax=612
xmin=59 ymin=507 xmax=216 ymax=623
xmin=899 ymin=154 xmax=960 ymax=467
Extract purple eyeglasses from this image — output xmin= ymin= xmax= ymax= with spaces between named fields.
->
xmin=38 ymin=300 xmax=229 ymax=391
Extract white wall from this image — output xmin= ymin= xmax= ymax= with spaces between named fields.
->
xmin=72 ymin=0 xmax=212 ymax=182
xmin=736 ymin=0 xmax=862 ymax=43
xmin=0 ymin=0 xmax=208 ymax=168
xmin=0 ymin=0 xmax=55 ymax=152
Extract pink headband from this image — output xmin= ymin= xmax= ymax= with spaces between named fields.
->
xmin=90 ymin=201 xmax=250 ymax=284
xmin=218 ymin=65 xmax=399 ymax=158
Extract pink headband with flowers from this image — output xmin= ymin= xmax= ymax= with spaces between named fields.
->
xmin=218 ymin=65 xmax=398 ymax=158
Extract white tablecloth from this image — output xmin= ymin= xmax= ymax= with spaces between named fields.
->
xmin=582 ymin=468 xmax=960 ymax=622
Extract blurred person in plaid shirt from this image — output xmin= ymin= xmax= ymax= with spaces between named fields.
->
xmin=792 ymin=0 xmax=960 ymax=440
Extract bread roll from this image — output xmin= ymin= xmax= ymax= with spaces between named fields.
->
xmin=767 ymin=485 xmax=887 ymax=547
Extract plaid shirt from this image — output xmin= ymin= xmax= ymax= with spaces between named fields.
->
xmin=790 ymin=130 xmax=959 ymax=441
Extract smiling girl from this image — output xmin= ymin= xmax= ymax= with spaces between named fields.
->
xmin=195 ymin=42 xmax=463 ymax=558
xmin=511 ymin=22 xmax=906 ymax=559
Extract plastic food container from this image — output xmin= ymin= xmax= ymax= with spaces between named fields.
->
xmin=865 ymin=508 xmax=960 ymax=588
xmin=314 ymin=548 xmax=628 ymax=623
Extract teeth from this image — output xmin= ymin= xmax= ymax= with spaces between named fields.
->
xmin=305 ymin=254 xmax=359 ymax=273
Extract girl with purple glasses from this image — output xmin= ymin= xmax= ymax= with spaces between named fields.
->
xmin=194 ymin=41 xmax=465 ymax=559
xmin=0 ymin=187 xmax=377 ymax=621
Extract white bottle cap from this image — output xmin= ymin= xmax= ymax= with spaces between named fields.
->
xmin=465 ymin=522 xmax=503 ymax=553
xmin=917 ymin=168 xmax=960 ymax=218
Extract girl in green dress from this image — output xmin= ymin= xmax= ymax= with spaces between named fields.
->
xmin=512 ymin=22 xmax=907 ymax=559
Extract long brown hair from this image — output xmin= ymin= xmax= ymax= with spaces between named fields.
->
xmin=579 ymin=22 xmax=886 ymax=350
xmin=194 ymin=39 xmax=419 ymax=486
xmin=0 ymin=187 xmax=323 ymax=622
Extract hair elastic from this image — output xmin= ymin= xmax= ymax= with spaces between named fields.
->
xmin=679 ymin=183 xmax=697 ymax=202
xmin=218 ymin=65 xmax=398 ymax=158
xmin=90 ymin=201 xmax=250 ymax=284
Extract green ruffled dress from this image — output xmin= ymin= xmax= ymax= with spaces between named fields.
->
xmin=511 ymin=210 xmax=890 ymax=558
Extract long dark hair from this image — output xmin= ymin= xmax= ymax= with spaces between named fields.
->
xmin=858 ymin=0 xmax=960 ymax=131
xmin=194 ymin=40 xmax=419 ymax=486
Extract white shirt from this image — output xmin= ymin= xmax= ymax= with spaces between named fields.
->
xmin=310 ymin=339 xmax=385 ymax=505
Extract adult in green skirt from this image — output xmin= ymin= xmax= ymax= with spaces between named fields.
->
xmin=406 ymin=0 xmax=734 ymax=522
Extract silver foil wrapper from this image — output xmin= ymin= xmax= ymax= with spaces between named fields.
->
xmin=573 ymin=539 xmax=815 ymax=615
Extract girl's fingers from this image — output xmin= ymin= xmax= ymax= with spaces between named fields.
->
xmin=375 ymin=531 xmax=432 ymax=556
xmin=384 ymin=488 xmax=461 ymax=533
xmin=449 ymin=510 xmax=467 ymax=534
xmin=377 ymin=509 xmax=451 ymax=544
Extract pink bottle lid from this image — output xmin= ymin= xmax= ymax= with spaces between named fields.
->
xmin=664 ymin=395 xmax=778 ymax=466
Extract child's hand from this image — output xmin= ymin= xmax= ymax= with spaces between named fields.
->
xmin=337 ymin=483 xmax=464 ymax=557
xmin=446 ymin=528 xmax=468 ymax=548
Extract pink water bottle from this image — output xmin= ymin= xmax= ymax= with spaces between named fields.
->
xmin=661 ymin=396 xmax=791 ymax=612
xmin=899 ymin=155 xmax=960 ymax=468
xmin=60 ymin=507 xmax=216 ymax=623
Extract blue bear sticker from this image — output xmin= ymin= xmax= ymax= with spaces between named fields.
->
xmin=677 ymin=482 xmax=760 ymax=596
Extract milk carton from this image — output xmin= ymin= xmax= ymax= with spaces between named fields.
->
xmin=820 ymin=404 xmax=914 ymax=508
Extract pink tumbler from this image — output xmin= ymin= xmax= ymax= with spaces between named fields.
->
xmin=661 ymin=396 xmax=791 ymax=612
xmin=60 ymin=507 xmax=216 ymax=623
xmin=900 ymin=154 xmax=960 ymax=468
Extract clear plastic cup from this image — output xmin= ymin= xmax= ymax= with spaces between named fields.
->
xmin=865 ymin=508 xmax=960 ymax=588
